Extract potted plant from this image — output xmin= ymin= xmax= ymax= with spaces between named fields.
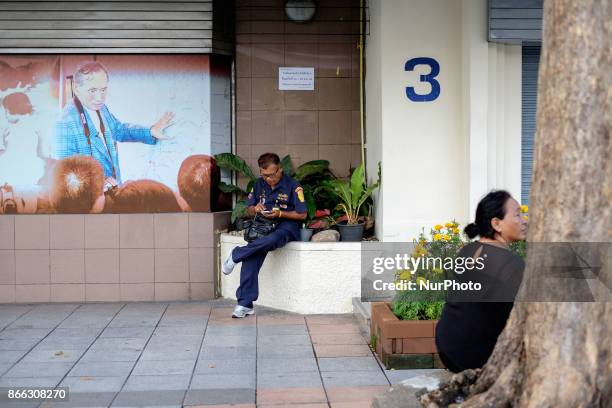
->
xmin=370 ymin=221 xmax=462 ymax=369
xmin=299 ymin=223 xmax=314 ymax=241
xmin=371 ymin=211 xmax=529 ymax=369
xmin=325 ymin=163 xmax=380 ymax=241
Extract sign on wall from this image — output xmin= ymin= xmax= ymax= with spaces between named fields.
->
xmin=404 ymin=57 xmax=441 ymax=102
xmin=278 ymin=67 xmax=315 ymax=91
xmin=0 ymin=55 xmax=230 ymax=214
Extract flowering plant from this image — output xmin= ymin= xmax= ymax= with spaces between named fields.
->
xmin=392 ymin=220 xmax=466 ymax=320
xmin=392 ymin=205 xmax=529 ymax=320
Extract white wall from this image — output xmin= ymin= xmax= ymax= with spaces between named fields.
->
xmin=366 ymin=0 xmax=522 ymax=241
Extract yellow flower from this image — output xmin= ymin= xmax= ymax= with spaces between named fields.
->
xmin=432 ymin=268 xmax=443 ymax=274
xmin=445 ymin=222 xmax=453 ymax=228
xmin=520 ymin=205 xmax=529 ymax=213
xmin=443 ymin=234 xmax=451 ymax=241
xmin=452 ymin=228 xmax=460 ymax=234
xmin=416 ymin=276 xmax=427 ymax=286
xmin=523 ymin=215 xmax=529 ymax=221
xmin=433 ymin=233 xmax=442 ymax=241
xmin=399 ymin=270 xmax=412 ymax=280
xmin=434 ymin=225 xmax=443 ymax=231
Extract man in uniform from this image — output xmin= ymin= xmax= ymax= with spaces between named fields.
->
xmin=222 ymin=153 xmax=307 ymax=318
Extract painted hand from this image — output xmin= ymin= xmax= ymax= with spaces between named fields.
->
xmin=151 ymin=112 xmax=175 ymax=140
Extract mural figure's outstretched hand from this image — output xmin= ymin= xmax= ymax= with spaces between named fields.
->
xmin=151 ymin=111 xmax=175 ymax=140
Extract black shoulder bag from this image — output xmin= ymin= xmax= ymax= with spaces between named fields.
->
xmin=243 ymin=214 xmax=277 ymax=243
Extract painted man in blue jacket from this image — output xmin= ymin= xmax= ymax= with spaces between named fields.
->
xmin=222 ymin=153 xmax=307 ymax=318
xmin=55 ymin=61 xmax=174 ymax=188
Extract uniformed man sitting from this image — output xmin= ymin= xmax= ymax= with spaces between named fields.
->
xmin=222 ymin=152 xmax=307 ymax=318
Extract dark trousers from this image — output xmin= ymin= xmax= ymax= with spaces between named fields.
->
xmin=232 ymin=226 xmax=297 ymax=308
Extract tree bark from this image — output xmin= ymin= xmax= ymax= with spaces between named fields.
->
xmin=422 ymin=0 xmax=611 ymax=406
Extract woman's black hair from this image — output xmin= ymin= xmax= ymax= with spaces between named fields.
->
xmin=464 ymin=190 xmax=513 ymax=239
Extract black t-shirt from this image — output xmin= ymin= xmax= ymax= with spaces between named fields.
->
xmin=435 ymin=242 xmax=525 ymax=371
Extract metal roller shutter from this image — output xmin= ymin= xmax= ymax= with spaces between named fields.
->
xmin=0 ymin=0 xmax=233 ymax=54
xmin=521 ymin=45 xmax=540 ymax=206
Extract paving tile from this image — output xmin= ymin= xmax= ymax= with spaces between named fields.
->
xmin=132 ymin=359 xmax=196 ymax=376
xmin=59 ymin=376 xmax=126 ymax=393
xmin=0 ymin=328 xmax=52 ymax=340
xmin=259 ymin=405 xmax=327 ymax=408
xmin=307 ymin=323 xmax=361 ymax=334
xmin=257 ymin=334 xmax=311 ymax=346
xmin=45 ymin=391 xmax=117 ymax=407
xmin=257 ymin=371 xmax=323 ymax=389
xmin=68 ymin=361 xmax=135 ymax=377
xmin=256 ymin=387 xmax=327 ymax=405
xmin=318 ymin=357 xmax=381 ymax=372
xmin=198 ymin=346 xmax=256 ymax=360
xmin=80 ymin=346 xmax=141 ymax=362
xmin=153 ymin=326 xmax=205 ymax=336
xmin=0 ymin=362 xmax=12 ymax=375
xmin=147 ymin=334 xmax=202 ymax=349
xmin=0 ymin=338 xmax=39 ymax=351
xmin=112 ymin=390 xmax=186 ymax=407
xmin=257 ymin=357 xmax=318 ymax=374
xmin=202 ymin=334 xmax=256 ymax=348
xmin=21 ymin=348 xmax=84 ymax=363
xmin=89 ymin=337 xmax=148 ymax=350
xmin=45 ymin=327 xmax=102 ymax=339
xmin=325 ymin=385 xmax=390 ymax=403
xmin=158 ymin=315 xmax=208 ymax=327
xmin=257 ymin=314 xmax=306 ymax=326
xmin=257 ymin=344 xmax=314 ymax=359
xmin=100 ymin=326 xmax=155 ymax=338
xmin=185 ymin=405 xmax=254 ymax=408
xmin=384 ymin=368 xmax=443 ymax=385
xmin=36 ymin=336 xmax=97 ymax=350
xmin=310 ymin=333 xmax=367 ymax=345
xmin=190 ymin=373 xmax=256 ymax=390
xmin=205 ymin=325 xmax=256 ymax=336
xmin=330 ymin=402 xmax=374 ymax=408
xmin=140 ymin=345 xmax=199 ymax=361
xmin=195 ymin=358 xmax=256 ymax=375
xmin=123 ymin=374 xmax=191 ymax=392
xmin=314 ymin=344 xmax=373 ymax=358
xmin=322 ymin=370 xmax=389 ymax=387
xmin=258 ymin=324 xmax=308 ymax=336
xmin=305 ymin=314 xmax=356 ymax=324
xmin=183 ymin=388 xmax=255 ymax=406
xmin=0 ymin=376 xmax=62 ymax=388
xmin=3 ymin=361 xmax=73 ymax=377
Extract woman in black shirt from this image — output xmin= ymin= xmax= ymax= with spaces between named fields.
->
xmin=435 ymin=190 xmax=527 ymax=373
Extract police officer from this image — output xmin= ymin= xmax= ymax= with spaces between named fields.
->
xmin=222 ymin=153 xmax=307 ymax=318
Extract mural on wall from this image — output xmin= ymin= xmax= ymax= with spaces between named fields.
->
xmin=0 ymin=55 xmax=230 ymax=214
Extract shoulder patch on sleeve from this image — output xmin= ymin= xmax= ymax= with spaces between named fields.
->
xmin=295 ymin=186 xmax=305 ymax=203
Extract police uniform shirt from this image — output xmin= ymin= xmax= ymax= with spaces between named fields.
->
xmin=246 ymin=174 xmax=307 ymax=223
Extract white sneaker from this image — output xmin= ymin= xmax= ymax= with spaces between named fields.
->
xmin=222 ymin=250 xmax=236 ymax=275
xmin=232 ymin=305 xmax=254 ymax=318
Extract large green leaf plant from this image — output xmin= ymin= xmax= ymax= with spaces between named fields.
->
xmin=325 ymin=163 xmax=380 ymax=225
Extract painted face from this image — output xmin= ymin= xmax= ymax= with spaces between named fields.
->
xmin=260 ymin=164 xmax=282 ymax=187
xmin=74 ymin=71 xmax=108 ymax=111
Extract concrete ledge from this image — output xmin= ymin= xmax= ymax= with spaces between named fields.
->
xmin=220 ymin=233 xmax=362 ymax=314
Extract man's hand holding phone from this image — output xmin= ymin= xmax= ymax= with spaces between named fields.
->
xmin=254 ymin=203 xmax=266 ymax=213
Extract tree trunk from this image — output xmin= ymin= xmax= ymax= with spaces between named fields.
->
xmin=422 ymin=0 xmax=611 ymax=406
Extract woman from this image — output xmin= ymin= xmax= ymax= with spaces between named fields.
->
xmin=435 ymin=190 xmax=527 ymax=373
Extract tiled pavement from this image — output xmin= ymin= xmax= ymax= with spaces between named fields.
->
xmin=0 ymin=301 xmax=442 ymax=407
